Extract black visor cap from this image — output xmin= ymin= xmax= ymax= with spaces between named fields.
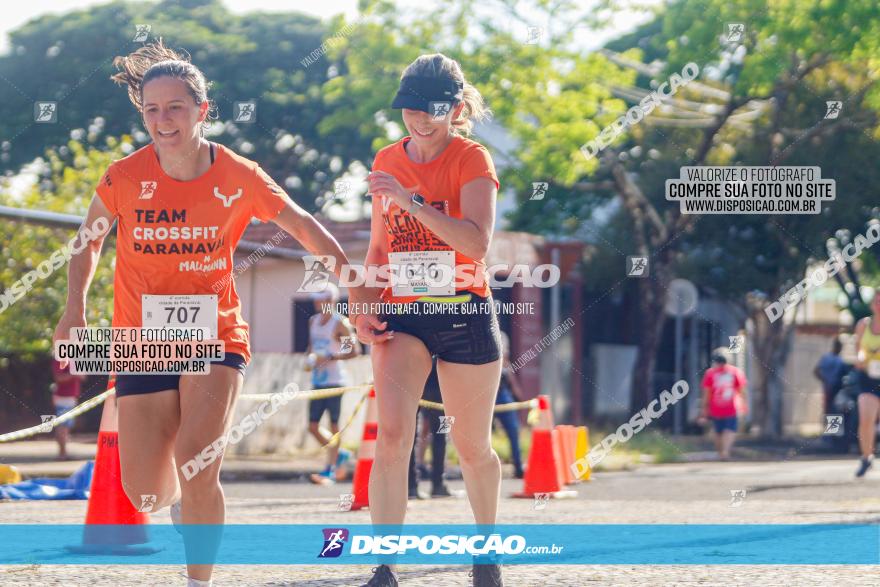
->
xmin=391 ymin=75 xmax=464 ymax=114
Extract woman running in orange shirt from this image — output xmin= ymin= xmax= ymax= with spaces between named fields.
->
xmin=52 ymin=41 xmax=366 ymax=587
xmin=356 ymin=53 xmax=504 ymax=587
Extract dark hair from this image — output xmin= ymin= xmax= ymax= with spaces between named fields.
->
xmin=111 ymin=39 xmax=214 ymax=132
xmin=832 ymin=338 xmax=843 ymax=353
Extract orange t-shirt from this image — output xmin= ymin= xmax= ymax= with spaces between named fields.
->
xmin=371 ymin=134 xmax=499 ymax=304
xmin=95 ymin=143 xmax=288 ymax=363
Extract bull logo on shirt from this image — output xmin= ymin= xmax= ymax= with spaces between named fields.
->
xmin=213 ymin=187 xmax=243 ymax=208
xmin=139 ymin=181 xmax=157 ymax=199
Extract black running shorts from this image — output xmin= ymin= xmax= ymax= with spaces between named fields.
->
xmin=115 ymin=353 xmax=247 ymax=397
xmin=380 ymin=293 xmax=501 ymax=365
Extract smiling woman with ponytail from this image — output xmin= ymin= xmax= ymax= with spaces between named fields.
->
xmin=52 ymin=40 xmax=367 ymax=587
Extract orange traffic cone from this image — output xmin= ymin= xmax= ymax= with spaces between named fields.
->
xmin=513 ymin=395 xmax=577 ymax=499
xmin=556 ymin=425 xmax=576 ymax=485
xmin=67 ymin=380 xmax=159 ymax=554
xmin=349 ymin=387 xmax=378 ymax=511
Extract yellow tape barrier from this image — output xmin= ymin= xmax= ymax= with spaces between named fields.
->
xmin=0 ymin=383 xmax=536 ymax=443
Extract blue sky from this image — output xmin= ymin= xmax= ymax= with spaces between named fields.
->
xmin=1 ymin=0 xmax=657 ymax=54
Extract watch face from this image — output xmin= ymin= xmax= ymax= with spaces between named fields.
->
xmin=412 ymin=193 xmax=425 ymax=205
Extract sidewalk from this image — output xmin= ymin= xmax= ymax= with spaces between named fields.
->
xmin=1 ymin=433 xmax=848 ymax=482
xmin=3 ymin=458 xmax=879 ymax=585
xmin=0 ymin=438 xmax=326 ymax=481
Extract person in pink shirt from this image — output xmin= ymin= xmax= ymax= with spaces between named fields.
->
xmin=699 ymin=348 xmax=749 ymax=460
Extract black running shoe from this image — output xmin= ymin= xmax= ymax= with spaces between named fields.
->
xmin=470 ymin=563 xmax=503 ymax=587
xmin=362 ymin=565 xmax=398 ymax=587
xmin=430 ymin=483 xmax=453 ymax=497
xmin=856 ymin=456 xmax=874 ymax=478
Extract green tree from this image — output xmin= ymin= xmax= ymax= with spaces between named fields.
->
xmin=0 ymin=0 xmax=365 ymax=212
xmin=473 ymin=0 xmax=880 ymax=435
xmin=0 ymin=138 xmax=126 ymax=355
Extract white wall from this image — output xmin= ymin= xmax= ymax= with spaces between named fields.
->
xmin=228 ymin=353 xmax=374 ymax=457
xmin=782 ymin=332 xmax=828 ymax=436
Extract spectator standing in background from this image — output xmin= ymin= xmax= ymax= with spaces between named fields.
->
xmin=699 ymin=348 xmax=749 ymax=461
xmin=51 ymin=359 xmax=85 ymax=460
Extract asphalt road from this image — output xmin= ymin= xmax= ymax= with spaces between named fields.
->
xmin=2 ymin=458 xmax=879 ymax=586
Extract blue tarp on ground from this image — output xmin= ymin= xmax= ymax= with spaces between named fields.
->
xmin=0 ymin=461 xmax=93 ymax=500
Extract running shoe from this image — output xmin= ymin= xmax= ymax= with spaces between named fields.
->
xmin=309 ymin=466 xmax=336 ymax=485
xmin=856 ymin=455 xmax=874 ymax=478
xmin=470 ymin=563 xmax=504 ymax=586
xmin=431 ymin=483 xmax=464 ymax=498
xmin=431 ymin=483 xmax=453 ymax=497
xmin=361 ymin=565 xmax=398 ymax=586
xmin=335 ymin=448 xmax=353 ymax=481
xmin=181 ymin=573 xmax=212 ymax=587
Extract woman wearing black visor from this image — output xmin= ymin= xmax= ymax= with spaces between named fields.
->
xmin=354 ymin=54 xmax=504 ymax=586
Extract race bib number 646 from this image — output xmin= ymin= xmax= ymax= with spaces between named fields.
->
xmin=388 ymin=251 xmax=455 ymax=297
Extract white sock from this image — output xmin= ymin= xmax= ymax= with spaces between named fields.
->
xmin=187 ymin=577 xmax=212 ymax=587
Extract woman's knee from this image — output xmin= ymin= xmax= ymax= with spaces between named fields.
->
xmin=454 ymin=435 xmax=497 ymax=467
xmin=376 ymin=424 xmax=414 ymax=459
